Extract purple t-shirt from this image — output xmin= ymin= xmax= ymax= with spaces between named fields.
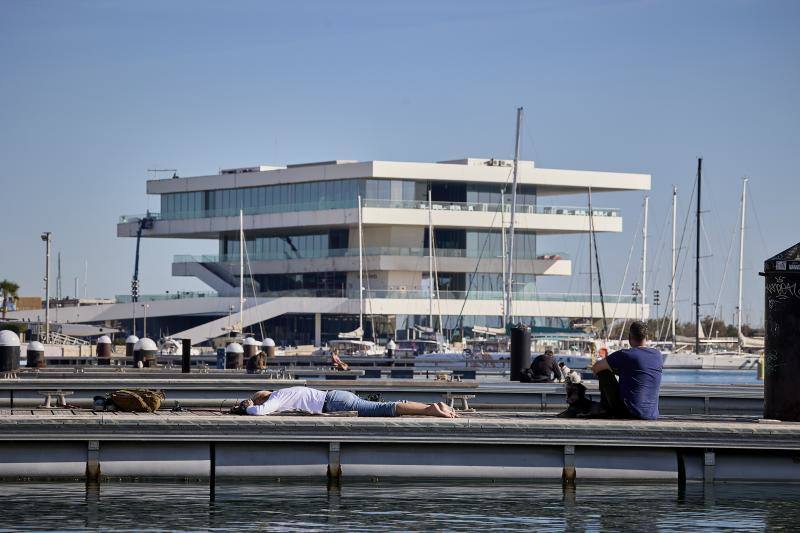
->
xmin=606 ymin=346 xmax=663 ymax=420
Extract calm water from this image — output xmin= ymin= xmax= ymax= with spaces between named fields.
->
xmin=661 ymin=369 xmax=761 ymax=385
xmin=0 ymin=481 xmax=798 ymax=532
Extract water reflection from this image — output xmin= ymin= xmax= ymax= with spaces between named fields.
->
xmin=0 ymin=480 xmax=797 ymax=531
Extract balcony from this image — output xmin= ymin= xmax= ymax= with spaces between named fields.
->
xmin=173 ymin=248 xmax=570 ymax=263
xmin=119 ymin=200 xmax=619 ymax=224
xmin=118 ymin=199 xmax=622 ymax=238
xmin=172 ymin=249 xmax=571 ymax=279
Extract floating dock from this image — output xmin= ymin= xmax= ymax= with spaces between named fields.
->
xmin=0 ymin=373 xmax=764 ymax=414
xmin=0 ymin=410 xmax=797 ymax=483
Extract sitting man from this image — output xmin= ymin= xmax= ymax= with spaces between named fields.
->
xmin=240 ymin=386 xmax=458 ymax=418
xmin=590 ymin=321 xmax=663 ymax=420
xmin=525 ymin=349 xmax=563 ymax=383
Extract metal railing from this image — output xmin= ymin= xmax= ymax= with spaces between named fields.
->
xmin=173 ymin=248 xmax=569 ymax=264
xmin=125 ymin=288 xmax=634 ymax=304
xmin=41 ymin=332 xmax=89 ymax=346
xmin=361 ymin=198 xmax=620 ymax=217
xmin=115 ymin=291 xmax=218 ymax=304
xmin=120 ymin=199 xmax=619 ymax=223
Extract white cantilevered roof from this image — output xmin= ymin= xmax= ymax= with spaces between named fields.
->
xmin=146 ymin=159 xmax=650 ymax=197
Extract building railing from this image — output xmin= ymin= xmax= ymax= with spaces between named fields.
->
xmin=117 ymin=289 xmax=636 ymax=304
xmin=173 ymin=249 xmax=569 ymax=264
xmin=361 ymin=199 xmax=620 ymax=217
xmin=115 ymin=291 xmax=218 ymax=303
xmin=120 ymin=200 xmax=619 ymax=224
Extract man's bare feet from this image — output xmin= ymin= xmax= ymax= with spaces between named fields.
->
xmin=430 ymin=402 xmax=459 ymax=418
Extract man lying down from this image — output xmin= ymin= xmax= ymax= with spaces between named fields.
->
xmin=239 ymin=386 xmax=458 ymax=418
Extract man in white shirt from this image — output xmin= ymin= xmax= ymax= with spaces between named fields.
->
xmin=241 ymin=386 xmax=457 ymax=418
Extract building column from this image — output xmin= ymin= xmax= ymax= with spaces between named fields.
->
xmin=314 ymin=313 xmax=322 ymax=347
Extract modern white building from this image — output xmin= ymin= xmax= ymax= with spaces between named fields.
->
xmin=111 ymin=157 xmax=650 ymax=345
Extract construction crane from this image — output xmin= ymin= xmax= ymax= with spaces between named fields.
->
xmin=131 ymin=212 xmax=155 ymax=303
xmin=131 ymin=169 xmax=177 ymax=302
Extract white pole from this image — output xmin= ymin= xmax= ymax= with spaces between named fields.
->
xmin=357 ymin=194 xmax=364 ymax=339
xmin=737 ymin=177 xmax=748 ymax=352
xmin=84 ymin=259 xmax=88 ymax=298
xmin=588 ymin=188 xmax=594 ymax=330
xmin=671 ymin=186 xmax=677 ymax=343
xmin=428 ymin=189 xmax=434 ymax=330
xmin=641 ymin=195 xmax=649 ymax=321
xmin=505 ymin=107 xmax=523 ymax=325
xmin=42 ymin=232 xmax=51 ymax=343
xmin=500 ymin=189 xmax=507 ymax=325
xmin=239 ymin=209 xmax=244 ymax=334
xmin=143 ymin=304 xmax=148 ymax=339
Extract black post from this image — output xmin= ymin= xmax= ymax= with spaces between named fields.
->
xmin=763 ymin=242 xmax=800 ymax=421
xmin=510 ymin=323 xmax=531 ymax=381
xmin=182 ymin=339 xmax=191 ymax=374
xmin=695 ymin=157 xmax=702 ymax=356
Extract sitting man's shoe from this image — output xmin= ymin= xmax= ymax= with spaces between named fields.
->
xmin=576 ymin=400 xmax=611 ymax=419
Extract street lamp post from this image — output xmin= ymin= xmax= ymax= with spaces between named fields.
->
xmin=40 ymin=232 xmax=52 ymax=342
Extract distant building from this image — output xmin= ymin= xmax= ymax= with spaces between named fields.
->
xmin=111 ymin=157 xmax=650 ymax=345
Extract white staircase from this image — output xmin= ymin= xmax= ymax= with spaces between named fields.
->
xmin=42 ymin=332 xmax=90 ymax=346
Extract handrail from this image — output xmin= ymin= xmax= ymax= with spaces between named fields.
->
xmin=173 ymin=249 xmax=570 ymax=264
xmin=120 ymin=200 xmax=620 ymax=223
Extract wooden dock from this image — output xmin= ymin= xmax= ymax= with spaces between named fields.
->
xmin=0 ymin=409 xmax=797 ymax=483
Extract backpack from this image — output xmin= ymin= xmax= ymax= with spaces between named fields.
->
xmin=108 ymin=389 xmax=165 ymax=412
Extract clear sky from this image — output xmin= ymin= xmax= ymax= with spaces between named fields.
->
xmin=1 ymin=0 xmax=798 ymax=327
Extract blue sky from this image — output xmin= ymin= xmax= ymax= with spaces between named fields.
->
xmin=1 ymin=0 xmax=798 ymax=326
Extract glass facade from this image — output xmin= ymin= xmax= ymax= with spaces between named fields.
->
xmin=252 ymin=272 xmax=347 ymax=293
xmin=466 ymin=184 xmax=536 ymax=206
xmin=220 ymin=229 xmax=349 ymax=260
xmin=424 ymin=229 xmax=537 ymax=259
xmin=425 ymin=272 xmax=536 ymax=293
xmin=158 ymin=179 xmax=537 ymax=219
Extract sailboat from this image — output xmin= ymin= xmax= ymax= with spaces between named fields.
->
xmin=661 ymin=167 xmax=761 ymax=369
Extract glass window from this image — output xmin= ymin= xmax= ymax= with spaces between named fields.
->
xmin=378 ymin=179 xmax=390 ymax=200
xmin=403 ymin=180 xmax=415 ymax=200
xmin=391 ymin=180 xmax=402 ymax=201
xmin=366 ymin=179 xmax=378 ymax=199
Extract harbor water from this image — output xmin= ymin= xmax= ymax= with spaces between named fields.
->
xmin=0 ymin=480 xmax=798 ymax=531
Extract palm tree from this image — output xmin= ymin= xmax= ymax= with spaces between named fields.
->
xmin=0 ymin=280 xmax=20 ymax=320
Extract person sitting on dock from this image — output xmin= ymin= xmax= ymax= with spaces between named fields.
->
xmin=591 ymin=321 xmax=663 ymax=420
xmin=524 ymin=349 xmax=563 ymax=383
xmin=240 ymin=386 xmax=458 ymax=418
xmin=331 ymin=349 xmax=349 ymax=371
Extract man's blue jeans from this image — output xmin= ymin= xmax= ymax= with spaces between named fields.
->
xmin=323 ymin=390 xmax=397 ymax=417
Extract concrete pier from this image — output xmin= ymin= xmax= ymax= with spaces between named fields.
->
xmin=0 ymin=410 xmax=797 ymax=482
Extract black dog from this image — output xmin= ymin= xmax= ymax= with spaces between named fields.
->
xmin=556 ymin=372 xmax=594 ymax=418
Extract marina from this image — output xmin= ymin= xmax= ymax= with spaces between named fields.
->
xmin=2 ymin=2 xmax=798 ymax=530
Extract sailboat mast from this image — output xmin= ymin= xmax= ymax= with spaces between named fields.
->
xmin=642 ymin=195 xmax=649 ymax=321
xmin=239 ymin=209 xmax=244 ymax=333
xmin=695 ymin=157 xmax=702 ymax=355
xmin=737 ymin=177 xmax=748 ymax=352
xmin=588 ymin=190 xmax=594 ymax=331
xmin=505 ymin=106 xmax=523 ymax=326
xmin=670 ymin=186 xmax=677 ymax=343
xmin=357 ymin=194 xmax=364 ymax=339
xmin=428 ymin=189 xmax=434 ymax=330
xmin=501 ymin=190 xmax=507 ymax=325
